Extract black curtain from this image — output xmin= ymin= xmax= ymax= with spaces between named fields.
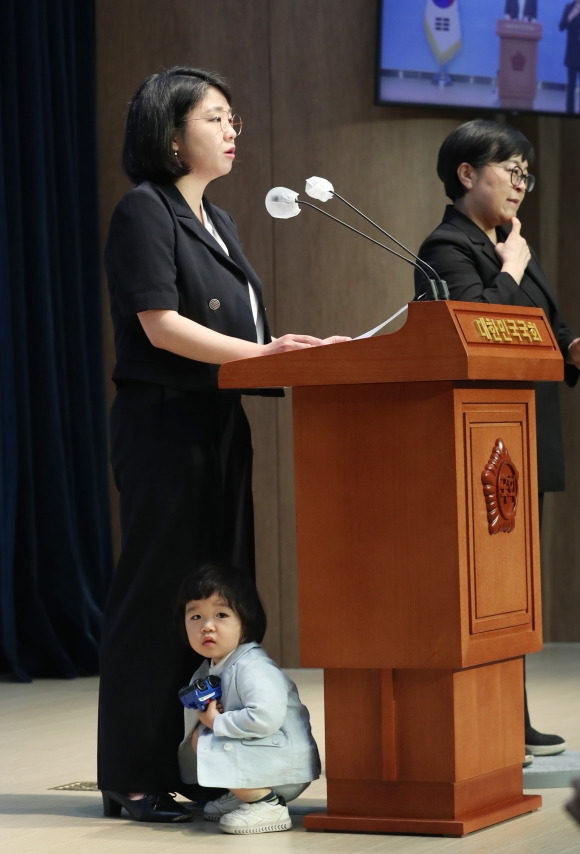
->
xmin=0 ymin=0 xmax=113 ymax=680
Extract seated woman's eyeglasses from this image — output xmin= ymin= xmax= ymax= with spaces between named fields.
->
xmin=503 ymin=164 xmax=535 ymax=193
xmin=186 ymin=112 xmax=243 ymax=136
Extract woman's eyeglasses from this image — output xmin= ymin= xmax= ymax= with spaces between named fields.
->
xmin=185 ymin=112 xmax=243 ymax=136
xmin=496 ymin=163 xmax=535 ymax=193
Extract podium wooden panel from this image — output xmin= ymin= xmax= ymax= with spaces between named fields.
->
xmin=219 ymin=301 xmax=563 ymax=836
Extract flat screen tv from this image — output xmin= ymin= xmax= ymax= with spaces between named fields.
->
xmin=376 ymin=0 xmax=580 ymax=116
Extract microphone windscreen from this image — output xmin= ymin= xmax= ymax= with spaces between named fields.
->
xmin=305 ymin=176 xmax=334 ymax=202
xmin=265 ymin=187 xmax=301 ymax=219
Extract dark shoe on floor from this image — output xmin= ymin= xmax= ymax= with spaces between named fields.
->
xmin=525 ymin=726 xmax=566 ymax=756
xmin=101 ymin=791 xmax=194 ymax=822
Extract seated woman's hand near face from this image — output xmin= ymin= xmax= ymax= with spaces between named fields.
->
xmin=495 ymin=217 xmax=531 ymax=285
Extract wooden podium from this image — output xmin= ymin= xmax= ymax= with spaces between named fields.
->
xmin=496 ymin=19 xmax=543 ymax=110
xmin=219 ymin=301 xmax=563 ymax=836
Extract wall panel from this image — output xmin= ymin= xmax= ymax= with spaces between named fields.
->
xmin=544 ymin=119 xmax=580 ymax=642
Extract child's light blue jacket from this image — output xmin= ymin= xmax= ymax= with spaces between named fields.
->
xmin=178 ymin=642 xmax=321 ymax=789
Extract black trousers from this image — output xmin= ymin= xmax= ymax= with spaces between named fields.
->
xmin=97 ymin=384 xmax=255 ymax=792
xmin=523 ymin=492 xmax=545 ymax=734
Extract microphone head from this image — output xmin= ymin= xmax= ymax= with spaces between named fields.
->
xmin=265 ymin=187 xmax=301 ymax=219
xmin=305 ymin=176 xmax=334 ymax=202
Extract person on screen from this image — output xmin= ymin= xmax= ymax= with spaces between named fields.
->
xmin=504 ymin=0 xmax=537 ymax=21
xmin=414 ymin=118 xmax=580 ymax=766
xmin=560 ymin=2 xmax=580 ymax=113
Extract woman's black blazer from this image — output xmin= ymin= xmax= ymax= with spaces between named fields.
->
xmin=106 ymin=181 xmax=275 ymax=393
xmin=414 ymin=205 xmax=578 ymax=492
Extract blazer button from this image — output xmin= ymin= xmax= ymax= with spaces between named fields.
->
xmin=223 ymin=743 xmax=233 ymax=751
xmin=208 ymin=298 xmax=221 ymax=310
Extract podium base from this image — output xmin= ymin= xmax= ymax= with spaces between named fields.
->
xmin=303 ymin=794 xmax=542 ymax=837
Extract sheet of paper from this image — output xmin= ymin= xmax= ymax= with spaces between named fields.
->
xmin=354 ymin=303 xmax=408 ymax=339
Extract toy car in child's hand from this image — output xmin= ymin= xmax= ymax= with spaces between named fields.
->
xmin=178 ymin=675 xmax=222 ymax=711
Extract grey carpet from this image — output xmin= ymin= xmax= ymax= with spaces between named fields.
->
xmin=523 ymin=751 xmax=580 ymax=788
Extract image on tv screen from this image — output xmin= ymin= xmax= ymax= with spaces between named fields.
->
xmin=376 ymin=0 xmax=580 ymax=116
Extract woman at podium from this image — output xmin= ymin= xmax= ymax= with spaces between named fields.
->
xmin=414 ymin=118 xmax=580 ymax=763
xmin=98 ymin=66 xmax=347 ymax=822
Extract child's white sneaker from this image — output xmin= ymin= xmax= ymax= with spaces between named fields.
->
xmin=219 ymin=799 xmax=292 ymax=834
xmin=203 ymin=791 xmax=243 ymax=822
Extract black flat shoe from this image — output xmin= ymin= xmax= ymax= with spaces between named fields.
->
xmin=525 ymin=726 xmax=567 ymax=756
xmin=101 ymin=791 xmax=194 ymax=822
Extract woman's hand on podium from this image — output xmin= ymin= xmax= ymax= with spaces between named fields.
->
xmin=321 ymin=335 xmax=351 ymax=345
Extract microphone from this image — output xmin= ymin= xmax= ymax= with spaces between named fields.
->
xmin=264 ymin=187 xmax=301 ymax=219
xmin=265 ymin=187 xmax=440 ymax=300
xmin=304 ymin=176 xmax=449 ymax=300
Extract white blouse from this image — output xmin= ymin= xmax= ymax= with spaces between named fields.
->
xmin=201 ymin=203 xmax=265 ymax=345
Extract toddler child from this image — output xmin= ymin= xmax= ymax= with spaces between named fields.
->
xmin=176 ymin=563 xmax=321 ymax=834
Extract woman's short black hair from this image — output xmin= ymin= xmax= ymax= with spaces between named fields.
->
xmin=122 ymin=66 xmax=232 ymax=185
xmin=437 ymin=119 xmax=535 ymax=201
xmin=175 ymin=563 xmax=267 ymax=646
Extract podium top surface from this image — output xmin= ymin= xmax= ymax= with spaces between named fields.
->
xmin=496 ymin=19 xmax=543 ymax=39
xmin=219 ymin=300 xmax=563 ymax=390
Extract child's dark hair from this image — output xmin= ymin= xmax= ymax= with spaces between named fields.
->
xmin=175 ymin=563 xmax=267 ymax=646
